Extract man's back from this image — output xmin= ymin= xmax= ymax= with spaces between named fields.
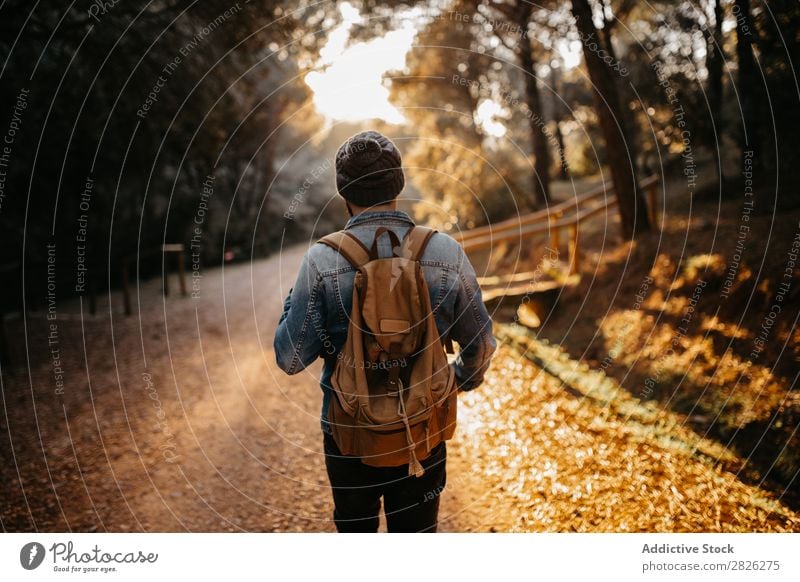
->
xmin=273 ymin=130 xmax=495 ymax=533
xmin=274 ymin=208 xmax=497 ymax=434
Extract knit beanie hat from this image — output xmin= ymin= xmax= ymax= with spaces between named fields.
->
xmin=335 ymin=131 xmax=405 ymax=207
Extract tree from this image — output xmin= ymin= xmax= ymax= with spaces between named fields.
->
xmin=571 ymin=0 xmax=650 ymax=238
xmin=705 ymin=0 xmax=725 ymax=185
xmin=516 ymin=3 xmax=552 ymax=206
xmin=550 ymin=63 xmax=570 ymax=181
xmin=734 ymin=0 xmax=761 ymax=182
xmin=0 ymin=1 xmax=335 ymax=311
xmin=598 ymin=0 xmax=641 ymax=174
xmin=749 ymin=0 xmax=800 ymax=204
xmin=487 ymin=0 xmax=552 ymax=207
xmin=386 ymin=0 xmax=494 ymax=225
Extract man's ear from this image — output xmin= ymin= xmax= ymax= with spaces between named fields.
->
xmin=345 ymin=201 xmax=354 ymax=217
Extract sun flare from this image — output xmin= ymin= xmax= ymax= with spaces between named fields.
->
xmin=305 ymin=2 xmax=419 ymax=123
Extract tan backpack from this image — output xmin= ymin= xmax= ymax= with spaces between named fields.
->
xmin=318 ymin=226 xmax=457 ymax=477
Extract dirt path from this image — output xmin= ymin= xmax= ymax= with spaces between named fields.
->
xmin=2 ymin=245 xmax=476 ymax=532
xmin=1 ymin=246 xmax=798 ymax=532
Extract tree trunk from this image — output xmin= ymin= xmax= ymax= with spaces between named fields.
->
xmin=516 ymin=1 xmax=551 ymax=207
xmin=571 ymin=0 xmax=649 ymax=238
xmin=600 ymin=0 xmax=642 ymax=176
xmin=551 ymin=66 xmax=570 ymax=181
xmin=735 ymin=0 xmax=760 ymax=176
xmin=706 ymin=0 xmax=725 ymax=184
xmin=555 ymin=120 xmax=569 ymax=181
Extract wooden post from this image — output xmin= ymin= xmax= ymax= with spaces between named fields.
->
xmin=122 ymin=259 xmax=132 ymax=317
xmin=0 ymin=307 xmax=8 ymax=371
xmin=161 ymin=244 xmax=186 ymax=298
xmin=549 ymin=212 xmax=561 ymax=251
xmin=23 ymin=262 xmax=34 ymax=315
xmin=177 ymin=248 xmax=187 ymax=297
xmin=89 ymin=276 xmax=97 ymax=316
xmin=568 ymin=223 xmax=580 ymax=275
xmin=646 ymin=183 xmax=659 ymax=229
xmin=163 ymin=257 xmax=170 ymax=297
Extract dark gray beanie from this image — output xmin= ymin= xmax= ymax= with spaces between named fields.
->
xmin=335 ymin=131 xmax=405 ymax=206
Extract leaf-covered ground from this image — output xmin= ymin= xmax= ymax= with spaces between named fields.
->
xmin=440 ymin=333 xmax=799 ymax=532
xmin=1 ymin=241 xmax=797 ymax=532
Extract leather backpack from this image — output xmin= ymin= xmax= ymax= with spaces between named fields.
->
xmin=317 ymin=225 xmax=457 ymax=477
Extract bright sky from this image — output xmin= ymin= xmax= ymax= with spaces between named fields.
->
xmin=304 ymin=2 xmax=417 ymax=123
xmin=305 ymin=2 xmax=582 ymax=135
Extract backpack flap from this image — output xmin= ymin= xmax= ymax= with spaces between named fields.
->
xmin=360 ymin=256 xmax=424 ymax=357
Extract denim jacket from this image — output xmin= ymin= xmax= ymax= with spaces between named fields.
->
xmin=274 ymin=209 xmax=497 ymax=433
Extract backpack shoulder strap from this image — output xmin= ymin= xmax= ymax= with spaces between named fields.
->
xmin=403 ymin=226 xmax=437 ymax=262
xmin=405 ymin=226 xmax=451 ymax=353
xmin=317 ymin=230 xmax=371 ymax=268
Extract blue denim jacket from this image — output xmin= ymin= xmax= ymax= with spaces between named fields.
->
xmin=274 ymin=210 xmax=497 ymax=433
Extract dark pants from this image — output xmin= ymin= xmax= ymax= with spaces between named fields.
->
xmin=323 ymin=431 xmax=447 ymax=533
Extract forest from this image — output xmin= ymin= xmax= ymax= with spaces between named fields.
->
xmin=1 ymin=0 xmax=798 ymax=290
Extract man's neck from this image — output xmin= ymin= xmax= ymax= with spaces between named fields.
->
xmin=347 ymin=203 xmax=398 ymax=217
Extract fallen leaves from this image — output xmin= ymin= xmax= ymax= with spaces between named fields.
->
xmin=446 ymin=339 xmax=800 ymax=532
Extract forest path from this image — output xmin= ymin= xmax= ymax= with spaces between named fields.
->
xmin=1 ymin=244 xmax=798 ymax=532
xmin=2 ymin=244 xmax=476 ymax=532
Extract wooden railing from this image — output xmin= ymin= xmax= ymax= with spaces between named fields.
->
xmin=456 ymin=175 xmax=660 ymax=276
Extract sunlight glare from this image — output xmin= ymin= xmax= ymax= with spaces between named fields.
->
xmin=305 ymin=2 xmax=418 ymax=123
xmin=476 ymin=99 xmax=508 ymax=138
xmin=555 ymin=38 xmax=583 ymax=69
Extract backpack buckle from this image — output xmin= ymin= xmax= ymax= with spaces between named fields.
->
xmin=386 ymin=371 xmax=402 ymax=397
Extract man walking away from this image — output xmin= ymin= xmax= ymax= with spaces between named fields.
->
xmin=274 ymin=131 xmax=496 ymax=532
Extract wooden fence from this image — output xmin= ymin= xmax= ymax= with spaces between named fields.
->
xmin=456 ymin=175 xmax=660 ymax=276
